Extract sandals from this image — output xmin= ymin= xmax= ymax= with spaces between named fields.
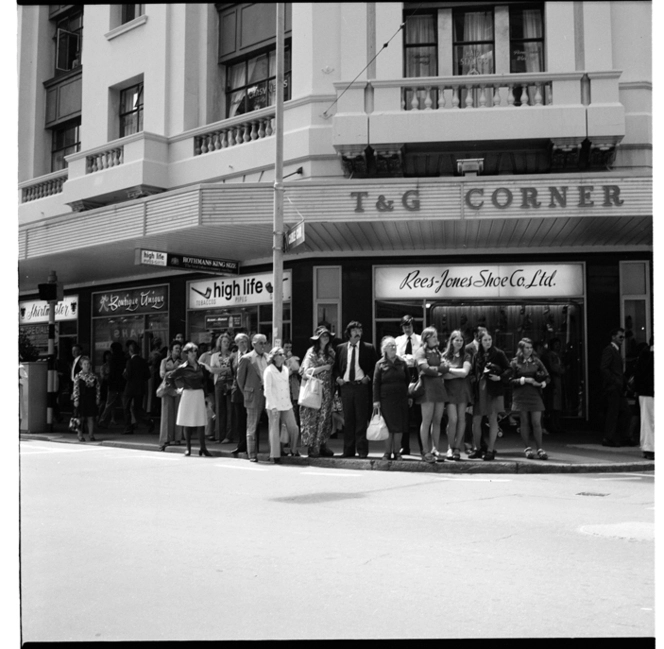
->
xmin=537 ymin=448 xmax=548 ymax=460
xmin=452 ymin=448 xmax=461 ymax=461
xmin=524 ymin=447 xmax=535 ymax=459
xmin=381 ymin=453 xmax=392 ymax=461
xmin=422 ymin=452 xmax=436 ymax=464
xmin=393 ymin=453 xmax=403 ymax=461
xmin=432 ymin=450 xmax=446 ymax=463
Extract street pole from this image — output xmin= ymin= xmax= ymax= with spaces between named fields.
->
xmin=272 ymin=2 xmax=285 ymax=348
xmin=46 ymin=271 xmax=58 ymax=432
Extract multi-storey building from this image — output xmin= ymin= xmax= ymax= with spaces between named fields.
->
xmin=18 ymin=3 xmax=652 ymax=429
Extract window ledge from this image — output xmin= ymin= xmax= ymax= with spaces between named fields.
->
xmin=105 ymin=14 xmax=148 ymax=41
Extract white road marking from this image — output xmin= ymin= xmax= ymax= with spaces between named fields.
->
xmin=299 ymin=471 xmax=363 ymax=477
xmin=214 ymin=463 xmax=268 ymax=471
xmin=434 ymin=477 xmax=512 ymax=482
xmin=20 ymin=445 xmax=101 ymax=455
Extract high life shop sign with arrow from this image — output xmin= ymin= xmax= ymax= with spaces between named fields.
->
xmin=136 ymin=249 xmax=240 ymax=275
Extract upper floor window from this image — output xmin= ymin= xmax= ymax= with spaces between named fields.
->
xmin=509 ymin=4 xmax=544 ymax=73
xmin=226 ymin=46 xmax=291 ymax=118
xmin=120 ymin=83 xmax=144 ymax=137
xmin=54 ymin=8 xmax=83 ymax=73
xmin=51 ymin=119 xmax=81 ymax=172
xmin=453 ymin=7 xmax=495 ymax=75
xmin=404 ymin=13 xmax=437 ymax=78
xmin=122 ymin=4 xmax=145 ymax=25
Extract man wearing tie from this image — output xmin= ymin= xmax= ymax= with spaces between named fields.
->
xmin=334 ymin=321 xmax=377 ymax=458
xmin=395 ymin=315 xmax=423 ymax=456
xmin=600 ymin=327 xmax=635 ymax=447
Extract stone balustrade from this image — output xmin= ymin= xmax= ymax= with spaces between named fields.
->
xmin=86 ymin=147 xmax=124 ymax=173
xmin=21 ymin=171 xmax=68 ymax=203
xmin=194 ymin=111 xmax=275 ymax=156
xmin=396 ymin=72 xmax=558 ymax=111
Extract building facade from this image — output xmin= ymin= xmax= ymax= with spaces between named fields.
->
xmin=18 ymin=2 xmax=652 ymax=429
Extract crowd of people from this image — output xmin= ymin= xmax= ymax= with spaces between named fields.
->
xmin=63 ymin=318 xmax=654 ymax=463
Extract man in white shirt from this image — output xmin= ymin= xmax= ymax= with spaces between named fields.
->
xmin=394 ymin=315 xmax=423 ymax=456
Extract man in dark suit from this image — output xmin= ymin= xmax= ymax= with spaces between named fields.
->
xmin=600 ymin=327 xmax=635 ymax=447
xmin=333 ymin=321 xmax=377 ymax=458
xmin=122 ymin=340 xmax=154 ymax=435
xmin=464 ymin=326 xmax=487 ymax=359
xmin=236 ymin=333 xmax=268 ymax=461
xmin=465 ymin=326 xmax=488 ymax=451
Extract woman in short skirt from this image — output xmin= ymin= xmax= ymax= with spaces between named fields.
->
xmin=166 ymin=342 xmax=212 ymax=457
xmin=442 ymin=330 xmax=473 ymax=461
xmin=509 ymin=337 xmax=550 ymax=460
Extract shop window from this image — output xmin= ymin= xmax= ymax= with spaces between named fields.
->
xmin=374 ymin=300 xmax=425 ymax=344
xmin=120 ymin=83 xmax=144 ymax=137
xmin=314 ymin=267 xmax=341 ymax=337
xmin=51 ymin=118 xmax=81 ymax=172
xmin=226 ymin=46 xmax=292 ymax=118
xmin=53 ymin=7 xmax=83 ymax=73
xmin=122 ymin=4 xmax=144 ymax=24
xmin=620 ymin=261 xmax=651 ymax=372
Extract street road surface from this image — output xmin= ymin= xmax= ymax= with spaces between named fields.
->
xmin=19 ymin=439 xmax=654 ymax=641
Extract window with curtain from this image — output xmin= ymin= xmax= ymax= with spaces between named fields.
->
xmin=453 ymin=8 xmax=495 ymax=76
xmin=510 ymin=5 xmax=544 ymax=72
xmin=226 ymin=46 xmax=291 ymax=118
xmin=403 ymin=13 xmax=437 ymax=109
xmin=510 ymin=4 xmax=544 ymax=105
xmin=51 ymin=119 xmax=81 ymax=172
xmin=120 ymin=83 xmax=144 ymax=137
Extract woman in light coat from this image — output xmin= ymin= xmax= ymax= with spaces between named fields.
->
xmin=264 ymin=347 xmax=300 ymax=463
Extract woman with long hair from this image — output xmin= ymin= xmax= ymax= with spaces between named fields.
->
xmin=414 ymin=326 xmax=450 ymax=463
xmin=166 ymin=342 xmax=212 ymax=457
xmin=442 ymin=330 xmax=473 ymax=461
xmin=158 ymin=340 xmax=183 ymax=451
xmin=264 ymin=346 xmax=300 ymax=462
xmin=299 ymin=325 xmax=336 ymax=458
xmin=372 ymin=336 xmax=411 ymax=461
xmin=209 ymin=332 xmax=234 ymax=443
xmin=469 ymin=332 xmax=510 ymax=461
xmin=72 ymin=356 xmax=101 ymax=442
xmin=509 ymin=337 xmax=550 ymax=460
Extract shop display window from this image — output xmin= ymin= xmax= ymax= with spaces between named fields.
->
xmin=92 ymin=313 xmax=168 ymax=369
xmin=375 ymin=299 xmax=585 ymax=418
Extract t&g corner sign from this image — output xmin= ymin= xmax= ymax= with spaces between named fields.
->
xmin=374 ymin=263 xmax=585 ymax=300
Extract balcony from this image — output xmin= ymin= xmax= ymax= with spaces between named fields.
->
xmin=332 ymin=71 xmax=625 ymax=177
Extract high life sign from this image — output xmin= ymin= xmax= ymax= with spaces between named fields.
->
xmin=374 ymin=264 xmax=585 ymax=300
xmin=188 ymin=270 xmax=292 ymax=309
xmin=19 ymin=295 xmax=79 ymax=324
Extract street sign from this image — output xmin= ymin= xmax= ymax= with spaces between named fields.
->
xmin=135 ymin=249 xmax=239 ymax=275
xmin=284 ymin=220 xmax=305 ymax=251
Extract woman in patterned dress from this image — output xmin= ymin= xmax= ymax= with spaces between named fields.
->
xmin=72 ymin=356 xmax=101 ymax=442
xmin=509 ymin=337 xmax=550 ymax=460
xmin=442 ymin=330 xmax=473 ymax=461
xmin=299 ymin=325 xmax=336 ymax=458
xmin=209 ymin=333 xmax=234 ymax=443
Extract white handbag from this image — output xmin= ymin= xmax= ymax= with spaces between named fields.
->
xmin=366 ymin=408 xmax=389 ymax=441
xmin=298 ymin=376 xmax=322 ymax=409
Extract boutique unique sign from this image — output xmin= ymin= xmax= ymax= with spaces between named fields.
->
xmin=92 ymin=285 xmax=168 ymax=317
xmin=19 ymin=295 xmax=79 ymax=324
xmin=188 ymin=271 xmax=292 ymax=309
xmin=375 ymin=264 xmax=585 ymax=299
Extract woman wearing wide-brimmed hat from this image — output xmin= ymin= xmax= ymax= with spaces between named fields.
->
xmin=299 ymin=325 xmax=336 ymax=458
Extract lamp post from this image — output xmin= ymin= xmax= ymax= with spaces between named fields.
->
xmin=272 ymin=2 xmax=285 ymax=348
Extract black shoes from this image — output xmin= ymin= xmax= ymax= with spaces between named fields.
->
xmin=319 ymin=446 xmax=334 ymax=457
xmin=147 ymin=419 xmax=155 ymax=434
xmin=272 ymin=457 xmax=281 ymax=464
xmin=184 ymin=449 xmax=191 ymax=457
xmin=199 ymin=449 xmax=212 ymax=457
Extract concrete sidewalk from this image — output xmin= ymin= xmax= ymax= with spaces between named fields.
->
xmin=20 ymin=418 xmax=655 ymax=474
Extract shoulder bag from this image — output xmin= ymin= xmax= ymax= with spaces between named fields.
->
xmin=298 ymin=376 xmax=322 ymax=409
